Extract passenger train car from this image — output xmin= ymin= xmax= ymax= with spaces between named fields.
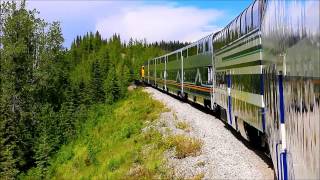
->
xmin=142 ymin=0 xmax=319 ymax=179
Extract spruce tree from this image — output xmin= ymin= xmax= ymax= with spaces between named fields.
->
xmin=90 ymin=61 xmax=105 ymax=103
xmin=104 ymin=64 xmax=120 ymax=104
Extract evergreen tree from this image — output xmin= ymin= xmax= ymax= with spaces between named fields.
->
xmin=104 ymin=64 xmax=120 ymax=104
xmin=90 ymin=61 xmax=105 ymax=103
xmin=0 ymin=1 xmax=38 ymax=177
xmin=34 ymin=105 xmax=56 ymax=173
xmin=116 ymin=63 xmax=131 ymax=98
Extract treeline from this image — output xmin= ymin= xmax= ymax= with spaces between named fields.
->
xmin=149 ymin=40 xmax=190 ymax=52
xmin=0 ymin=1 xmax=187 ymax=179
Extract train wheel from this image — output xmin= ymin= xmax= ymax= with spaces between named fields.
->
xmin=180 ymin=92 xmax=188 ymax=102
xmin=204 ymin=99 xmax=211 ymax=109
xmin=184 ymin=93 xmax=188 ymax=102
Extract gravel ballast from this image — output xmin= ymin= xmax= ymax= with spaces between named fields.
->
xmin=144 ymin=87 xmax=274 ymax=179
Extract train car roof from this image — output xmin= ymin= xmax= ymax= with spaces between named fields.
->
xmin=147 ymin=0 xmax=259 ymax=62
xmin=151 ymin=32 xmax=219 ymax=61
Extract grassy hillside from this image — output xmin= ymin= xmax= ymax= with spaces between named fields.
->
xmin=21 ymin=89 xmax=172 ymax=179
xmin=1 ymin=2 xmax=188 ymax=177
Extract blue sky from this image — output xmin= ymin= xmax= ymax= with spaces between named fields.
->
xmin=27 ymin=0 xmax=252 ymax=48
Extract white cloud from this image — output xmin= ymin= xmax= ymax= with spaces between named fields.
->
xmin=95 ymin=3 xmax=224 ymax=43
xmin=26 ymin=1 xmax=224 ymax=45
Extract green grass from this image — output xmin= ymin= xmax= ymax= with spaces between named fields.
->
xmin=21 ymin=88 xmax=173 ymax=179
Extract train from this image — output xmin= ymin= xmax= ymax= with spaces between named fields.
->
xmin=141 ymin=0 xmax=319 ymax=179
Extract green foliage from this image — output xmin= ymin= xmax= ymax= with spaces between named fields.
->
xmin=107 ymin=156 xmax=124 ymax=172
xmin=0 ymin=1 xmax=66 ymax=178
xmin=38 ymin=89 xmax=171 ymax=179
xmin=0 ymin=1 xmax=187 ymax=178
xmin=104 ymin=64 xmax=121 ymax=104
xmin=90 ymin=61 xmax=105 ymax=103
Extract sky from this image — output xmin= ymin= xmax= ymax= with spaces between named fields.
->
xmin=26 ymin=0 xmax=253 ymax=48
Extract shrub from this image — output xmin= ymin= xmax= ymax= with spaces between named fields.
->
xmin=107 ymin=157 xmax=123 ymax=171
xmin=167 ymin=135 xmax=203 ymax=159
xmin=175 ymin=121 xmax=190 ymax=132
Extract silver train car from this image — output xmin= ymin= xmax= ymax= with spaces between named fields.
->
xmin=142 ymin=0 xmax=319 ymax=179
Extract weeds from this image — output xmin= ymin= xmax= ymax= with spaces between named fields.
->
xmin=196 ymin=161 xmax=206 ymax=167
xmin=173 ymin=112 xmax=178 ymax=121
xmin=175 ymin=121 xmax=191 ymax=132
xmin=191 ymin=173 xmax=205 ymax=180
xmin=107 ymin=156 xmax=124 ymax=171
xmin=167 ymin=135 xmax=203 ymax=159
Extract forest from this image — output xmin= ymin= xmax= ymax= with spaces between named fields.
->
xmin=0 ymin=1 xmax=188 ymax=179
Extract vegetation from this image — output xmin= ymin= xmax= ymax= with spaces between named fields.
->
xmin=0 ymin=1 xmax=188 ymax=179
xmin=175 ymin=121 xmax=191 ymax=132
xmin=20 ymin=89 xmax=173 ymax=179
xmin=191 ymin=173 xmax=205 ymax=180
xmin=167 ymin=135 xmax=203 ymax=159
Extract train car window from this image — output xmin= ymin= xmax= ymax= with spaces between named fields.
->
xmin=231 ymin=74 xmax=261 ymax=94
xmin=240 ymin=11 xmax=246 ymax=35
xmin=214 ymin=33 xmax=222 ymax=50
xmin=252 ymin=0 xmax=261 ymax=29
xmin=246 ymin=5 xmax=253 ymax=33
xmin=229 ymin=21 xmax=235 ymax=42
xmin=229 ymin=24 xmax=233 ymax=43
xmin=221 ymin=30 xmax=224 ymax=48
xmin=198 ymin=42 xmax=203 ymax=54
xmin=184 ymin=68 xmax=197 ymax=83
xmin=236 ymin=16 xmax=241 ymax=39
xmin=215 ymin=32 xmax=222 ymax=50
xmin=220 ymin=31 xmax=224 ymax=48
xmin=223 ymin=29 xmax=228 ymax=47
xmin=213 ymin=33 xmax=220 ymax=50
xmin=213 ymin=36 xmax=218 ymax=50
xmin=226 ymin=25 xmax=230 ymax=45
xmin=220 ymin=33 xmax=223 ymax=49
xmin=188 ymin=45 xmax=197 ymax=57
xmin=205 ymin=40 xmax=209 ymax=52
xmin=215 ymin=72 xmax=226 ymax=89
xmin=168 ymin=53 xmax=176 ymax=62
xmin=216 ymin=35 xmax=220 ymax=50
xmin=182 ymin=49 xmax=187 ymax=58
